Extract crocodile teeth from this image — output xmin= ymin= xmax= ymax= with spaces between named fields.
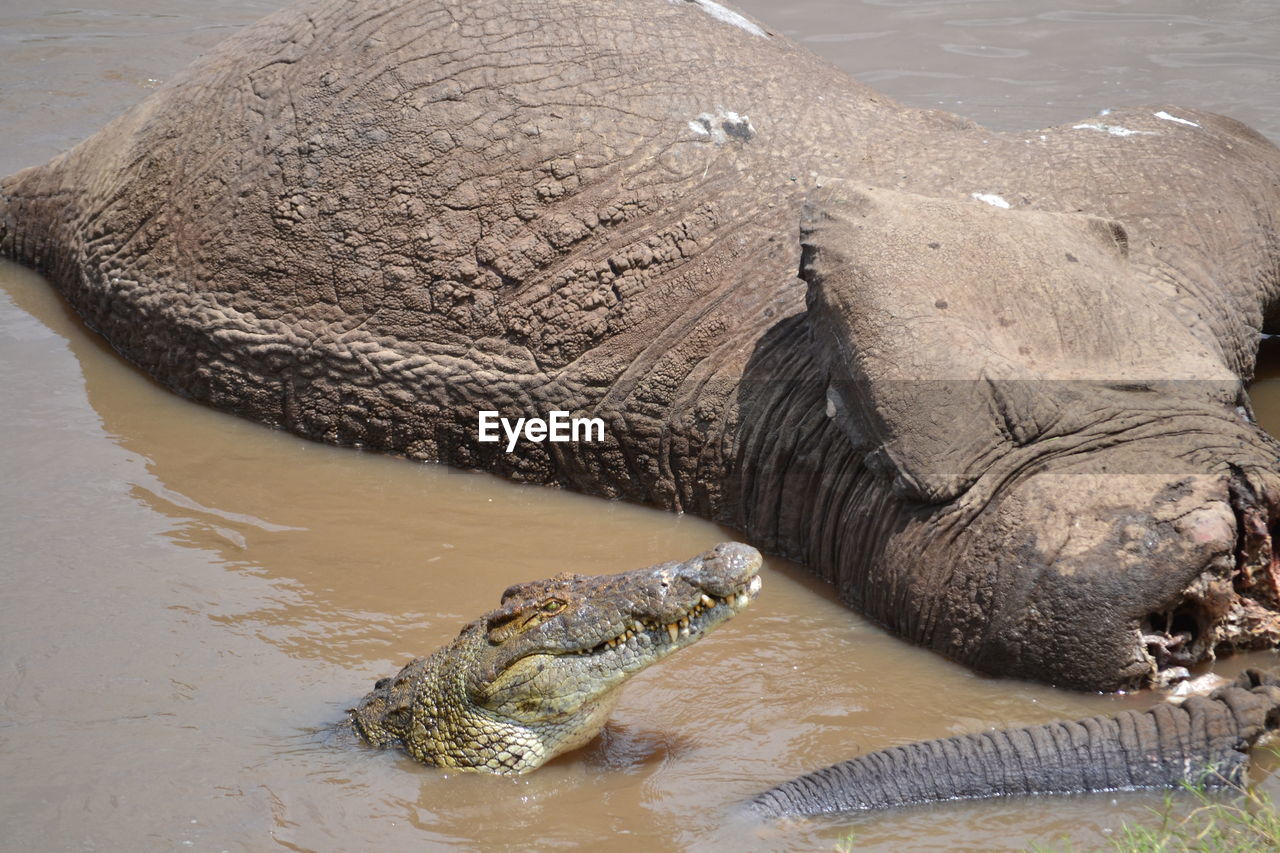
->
xmin=701 ymin=594 xmax=715 ymax=608
xmin=666 ymin=623 xmax=679 ymax=643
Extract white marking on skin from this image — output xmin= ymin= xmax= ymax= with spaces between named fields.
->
xmin=1072 ymin=122 xmax=1155 ymax=137
xmin=669 ymin=0 xmax=767 ymax=37
xmin=688 ymin=108 xmax=755 ymax=145
xmin=1154 ymin=110 xmax=1201 ymax=128
xmin=971 ymin=192 xmax=1011 ymax=209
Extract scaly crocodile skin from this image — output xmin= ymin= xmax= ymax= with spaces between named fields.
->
xmin=351 ymin=542 xmax=761 ymax=773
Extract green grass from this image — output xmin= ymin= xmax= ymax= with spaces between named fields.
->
xmin=1030 ymin=766 xmax=1280 ymax=853
xmin=1105 ymin=782 xmax=1280 ymax=852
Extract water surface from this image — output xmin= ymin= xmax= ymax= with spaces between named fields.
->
xmin=2 ymin=1 xmax=1279 ymax=850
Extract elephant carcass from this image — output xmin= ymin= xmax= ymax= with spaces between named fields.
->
xmin=3 ymin=0 xmax=1280 ymax=689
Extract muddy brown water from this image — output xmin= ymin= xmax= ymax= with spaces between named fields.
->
xmin=2 ymin=1 xmax=1279 ymax=850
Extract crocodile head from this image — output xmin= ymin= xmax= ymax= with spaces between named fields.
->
xmin=351 ymin=542 xmax=762 ymax=774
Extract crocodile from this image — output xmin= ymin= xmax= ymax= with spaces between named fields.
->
xmin=351 ymin=542 xmax=763 ymax=773
xmin=352 ymin=542 xmax=1280 ymax=817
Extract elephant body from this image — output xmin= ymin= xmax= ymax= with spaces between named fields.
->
xmin=4 ymin=0 xmax=1280 ymax=689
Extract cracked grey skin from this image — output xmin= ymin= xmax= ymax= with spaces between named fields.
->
xmin=350 ymin=542 xmax=762 ymax=774
xmin=4 ymin=0 xmax=1280 ymax=690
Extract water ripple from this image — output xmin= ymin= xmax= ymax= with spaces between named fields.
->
xmin=1038 ymin=10 xmax=1210 ymax=26
xmin=944 ymin=17 xmax=1031 ymax=27
xmin=801 ymin=30 xmax=896 ymax=43
xmin=941 ymin=43 xmax=1030 ymax=59
xmin=1151 ymin=51 xmax=1280 ymax=68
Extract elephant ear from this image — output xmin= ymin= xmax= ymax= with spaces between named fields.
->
xmin=801 ymin=184 xmax=1233 ymax=503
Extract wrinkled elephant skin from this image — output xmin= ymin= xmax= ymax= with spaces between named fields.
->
xmin=3 ymin=0 xmax=1280 ymax=690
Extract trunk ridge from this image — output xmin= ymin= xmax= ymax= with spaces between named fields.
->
xmin=751 ymin=668 xmax=1280 ymax=818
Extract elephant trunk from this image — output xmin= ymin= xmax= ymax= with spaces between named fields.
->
xmin=750 ymin=669 xmax=1280 ymax=819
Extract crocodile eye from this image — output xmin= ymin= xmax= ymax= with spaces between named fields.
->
xmin=516 ymin=598 xmax=568 ymax=630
